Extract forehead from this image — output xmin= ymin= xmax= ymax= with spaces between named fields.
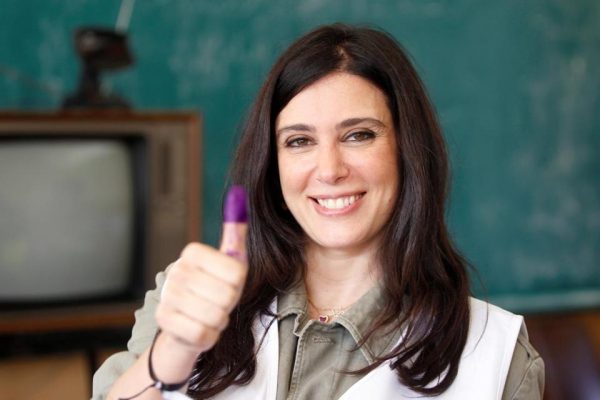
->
xmin=275 ymin=72 xmax=391 ymax=128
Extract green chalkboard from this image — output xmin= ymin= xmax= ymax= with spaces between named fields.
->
xmin=1 ymin=0 xmax=598 ymax=312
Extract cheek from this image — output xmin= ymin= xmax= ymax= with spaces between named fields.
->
xmin=360 ymin=148 xmax=399 ymax=186
xmin=365 ymin=156 xmax=400 ymax=212
xmin=277 ymin=155 xmax=307 ymax=199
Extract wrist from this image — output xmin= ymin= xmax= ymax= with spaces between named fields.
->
xmin=149 ymin=330 xmax=199 ymax=385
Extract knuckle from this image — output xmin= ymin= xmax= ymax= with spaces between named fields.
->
xmin=223 ymin=286 xmax=238 ymax=307
xmin=231 ymin=265 xmax=247 ymax=287
xmin=189 ymin=325 xmax=207 ymax=344
xmin=207 ymin=306 xmax=228 ymax=331
xmin=154 ymin=305 xmax=169 ymax=326
xmin=160 ymin=280 xmax=181 ymax=303
xmin=167 ymin=266 xmax=184 ymax=284
xmin=180 ymin=242 xmax=203 ymax=259
xmin=167 ymin=261 xmax=191 ymax=285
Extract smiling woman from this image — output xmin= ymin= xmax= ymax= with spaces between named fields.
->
xmin=94 ymin=24 xmax=544 ymax=400
xmin=276 ymin=72 xmax=398 ymax=255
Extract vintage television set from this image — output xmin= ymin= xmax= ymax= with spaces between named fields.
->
xmin=0 ymin=112 xmax=201 ymax=341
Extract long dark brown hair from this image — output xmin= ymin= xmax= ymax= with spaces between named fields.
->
xmin=187 ymin=23 xmax=470 ymax=397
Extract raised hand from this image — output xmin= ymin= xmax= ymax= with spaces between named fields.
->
xmin=155 ymin=186 xmax=249 ymax=354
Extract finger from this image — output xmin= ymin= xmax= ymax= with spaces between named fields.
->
xmin=219 ymin=223 xmax=248 ymax=262
xmin=180 ymin=243 xmax=247 ymax=289
xmin=155 ymin=304 xmax=221 ymax=353
xmin=165 ymin=258 xmax=238 ymax=308
xmin=177 ymin=268 xmax=240 ymax=311
xmin=161 ymin=286 xmax=230 ymax=331
xmin=219 ymin=185 xmax=248 ymax=262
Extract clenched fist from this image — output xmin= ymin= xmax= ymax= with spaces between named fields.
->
xmin=156 ymin=241 xmax=248 ymax=354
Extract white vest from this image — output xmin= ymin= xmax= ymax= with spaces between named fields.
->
xmin=208 ymin=298 xmax=522 ymax=400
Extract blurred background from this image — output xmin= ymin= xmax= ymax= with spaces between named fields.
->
xmin=0 ymin=1 xmax=598 ymax=399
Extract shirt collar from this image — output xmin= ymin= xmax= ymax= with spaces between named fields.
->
xmin=277 ymin=280 xmax=401 ymax=364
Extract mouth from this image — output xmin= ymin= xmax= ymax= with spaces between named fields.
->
xmin=310 ymin=192 xmax=365 ymax=210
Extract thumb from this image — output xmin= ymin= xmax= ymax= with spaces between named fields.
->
xmin=219 ymin=186 xmax=248 ymax=262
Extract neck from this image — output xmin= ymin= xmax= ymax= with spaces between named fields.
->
xmin=304 ymin=243 xmax=381 ymax=315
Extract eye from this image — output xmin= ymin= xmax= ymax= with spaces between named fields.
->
xmin=344 ymin=130 xmax=376 ymax=142
xmin=285 ymin=136 xmax=313 ymax=148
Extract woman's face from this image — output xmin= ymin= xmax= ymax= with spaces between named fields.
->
xmin=275 ymin=72 xmax=399 ymax=254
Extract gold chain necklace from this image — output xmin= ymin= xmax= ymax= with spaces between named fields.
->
xmin=306 ymin=297 xmax=350 ymax=324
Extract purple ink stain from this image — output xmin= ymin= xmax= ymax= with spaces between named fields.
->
xmin=223 ymin=185 xmax=248 ymax=223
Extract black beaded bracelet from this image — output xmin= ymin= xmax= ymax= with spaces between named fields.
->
xmin=148 ymin=329 xmax=190 ymax=391
xmin=118 ymin=329 xmax=190 ymax=400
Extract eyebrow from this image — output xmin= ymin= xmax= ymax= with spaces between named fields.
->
xmin=276 ymin=117 xmax=386 ymax=137
xmin=337 ymin=117 xmax=385 ymax=130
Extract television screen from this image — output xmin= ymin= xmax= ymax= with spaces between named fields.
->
xmin=0 ymin=112 xmax=200 ymax=337
xmin=0 ymin=138 xmax=144 ymax=304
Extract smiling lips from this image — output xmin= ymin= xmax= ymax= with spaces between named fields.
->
xmin=312 ymin=193 xmax=365 ymax=210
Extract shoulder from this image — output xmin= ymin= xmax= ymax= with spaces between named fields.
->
xmin=469 ymin=298 xmax=544 ymax=400
xmin=467 ymin=298 xmax=524 ymax=351
xmin=501 ymin=324 xmax=545 ymax=400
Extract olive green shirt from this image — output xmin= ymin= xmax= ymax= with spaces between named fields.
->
xmin=92 ymin=270 xmax=544 ymax=399
xmin=275 ymin=283 xmax=545 ymax=400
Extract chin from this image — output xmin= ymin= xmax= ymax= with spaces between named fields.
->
xmin=309 ymin=235 xmax=371 ymax=252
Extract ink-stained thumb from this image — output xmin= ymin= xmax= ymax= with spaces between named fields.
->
xmin=219 ymin=186 xmax=248 ymax=263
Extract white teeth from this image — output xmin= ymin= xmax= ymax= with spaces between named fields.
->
xmin=316 ymin=194 xmax=361 ymax=210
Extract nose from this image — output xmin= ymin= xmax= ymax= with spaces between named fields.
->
xmin=315 ymin=144 xmax=349 ymax=184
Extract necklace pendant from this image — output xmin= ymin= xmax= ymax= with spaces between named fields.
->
xmin=318 ymin=315 xmax=329 ymax=323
